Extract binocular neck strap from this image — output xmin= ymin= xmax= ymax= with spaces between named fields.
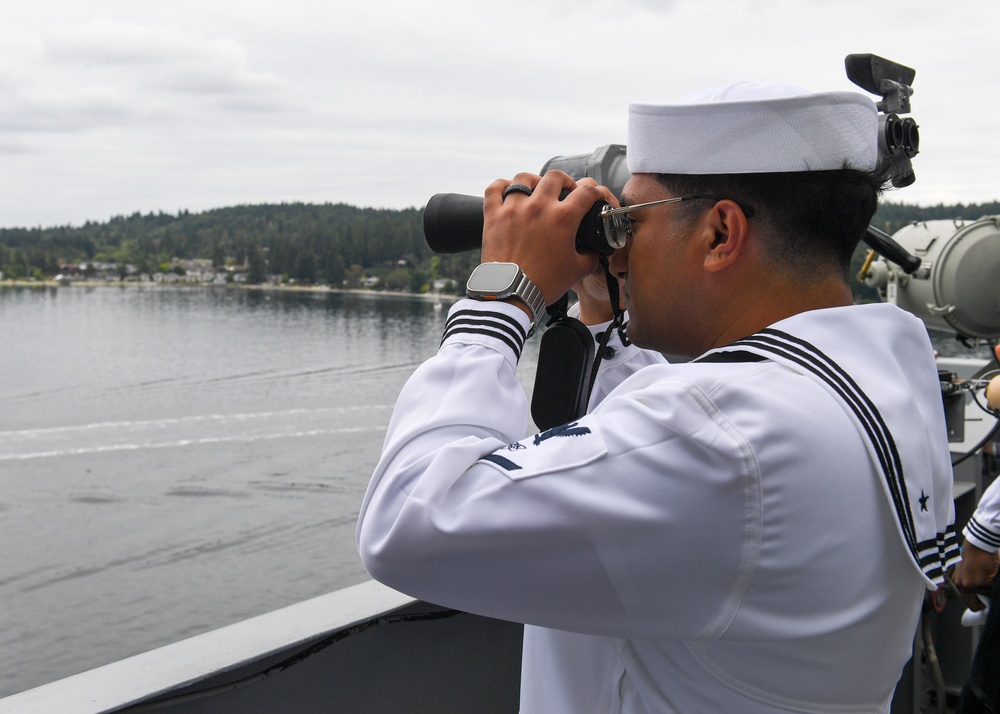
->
xmin=600 ymin=255 xmax=630 ymax=347
xmin=582 ymin=256 xmax=630 ymax=404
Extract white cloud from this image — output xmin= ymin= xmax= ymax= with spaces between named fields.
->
xmin=0 ymin=85 xmax=133 ymax=133
xmin=20 ymin=20 xmax=294 ymax=130
xmin=0 ymin=0 xmax=999 ymax=227
xmin=44 ymin=20 xmax=213 ymax=65
xmin=0 ymin=140 xmax=32 ymax=155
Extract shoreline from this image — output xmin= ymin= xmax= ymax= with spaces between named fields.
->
xmin=0 ymin=279 xmax=463 ymax=302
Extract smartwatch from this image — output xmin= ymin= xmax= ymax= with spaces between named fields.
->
xmin=466 ymin=262 xmax=547 ymax=328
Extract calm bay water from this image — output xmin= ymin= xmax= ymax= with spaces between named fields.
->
xmin=0 ymin=285 xmax=988 ymax=698
xmin=0 ymin=285 xmax=543 ymax=698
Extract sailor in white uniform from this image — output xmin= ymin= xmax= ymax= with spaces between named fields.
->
xmin=962 ymin=471 xmax=1000 ymax=562
xmin=953 ymin=373 xmax=1000 ymax=714
xmin=357 ymin=82 xmax=957 ymax=712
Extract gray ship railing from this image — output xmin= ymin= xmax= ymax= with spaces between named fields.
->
xmin=0 ymin=580 xmax=523 ymax=714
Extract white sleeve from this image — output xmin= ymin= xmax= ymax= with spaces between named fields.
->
xmin=357 ymin=300 xmax=754 ymax=640
xmin=964 ymin=476 xmax=1000 ymax=552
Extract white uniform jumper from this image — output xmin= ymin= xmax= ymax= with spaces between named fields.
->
xmin=357 ymin=299 xmax=957 ymax=713
xmin=965 ymin=475 xmax=1000 ymax=554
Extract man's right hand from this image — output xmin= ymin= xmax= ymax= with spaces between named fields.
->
xmin=572 ymin=266 xmax=624 ymax=326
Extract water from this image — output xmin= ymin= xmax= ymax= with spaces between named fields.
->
xmin=0 ymin=285 xmax=543 ymax=698
xmin=1 ymin=286 xmax=990 ymax=698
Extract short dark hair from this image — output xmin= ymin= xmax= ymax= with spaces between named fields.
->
xmin=656 ymin=164 xmax=890 ymax=280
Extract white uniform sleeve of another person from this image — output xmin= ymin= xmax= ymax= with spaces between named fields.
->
xmin=965 ymin=476 xmax=1000 ymax=553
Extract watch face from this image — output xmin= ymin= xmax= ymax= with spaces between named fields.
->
xmin=467 ymin=262 xmax=521 ymax=296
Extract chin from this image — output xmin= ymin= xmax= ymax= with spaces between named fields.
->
xmin=626 ymin=323 xmax=658 ymax=352
xmin=629 ymin=323 xmax=697 ymax=359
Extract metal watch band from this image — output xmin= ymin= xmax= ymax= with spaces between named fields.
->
xmin=513 ymin=272 xmax=547 ymax=327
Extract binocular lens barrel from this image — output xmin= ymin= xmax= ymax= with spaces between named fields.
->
xmin=880 ymin=114 xmax=904 ymax=155
xmin=423 ymin=194 xmax=485 ymax=254
xmin=902 ymin=118 xmax=919 ymax=158
xmin=422 ymin=192 xmax=616 ymax=256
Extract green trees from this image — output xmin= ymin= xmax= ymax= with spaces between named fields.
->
xmin=247 ymin=246 xmax=267 ymax=285
xmin=3 ymin=199 xmax=999 ymax=291
xmin=0 ymin=203 xmax=438 ymax=288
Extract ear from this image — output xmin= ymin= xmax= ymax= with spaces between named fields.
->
xmin=700 ymin=200 xmax=750 ymax=273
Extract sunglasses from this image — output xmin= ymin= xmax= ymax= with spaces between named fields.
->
xmin=599 ymin=194 xmax=756 ymax=249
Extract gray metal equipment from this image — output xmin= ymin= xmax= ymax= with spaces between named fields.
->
xmin=863 ymin=216 xmax=1000 ymax=340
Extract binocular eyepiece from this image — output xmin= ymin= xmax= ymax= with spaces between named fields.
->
xmin=879 ymin=113 xmax=919 ymax=158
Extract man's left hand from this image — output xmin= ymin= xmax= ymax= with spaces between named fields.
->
xmin=952 ymin=539 xmax=1000 ymax=611
xmin=482 ymin=171 xmax=616 ymax=308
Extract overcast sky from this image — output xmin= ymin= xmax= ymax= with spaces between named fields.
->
xmin=2 ymin=0 xmax=997 ymax=229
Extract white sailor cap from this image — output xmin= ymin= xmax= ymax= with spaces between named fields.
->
xmin=627 ymin=81 xmax=878 ymax=175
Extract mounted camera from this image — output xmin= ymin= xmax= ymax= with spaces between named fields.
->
xmin=843 ymin=54 xmax=925 ymax=274
xmin=845 ymin=53 xmax=919 ymax=188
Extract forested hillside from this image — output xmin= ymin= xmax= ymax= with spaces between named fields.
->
xmin=1 ymin=199 xmax=998 ymax=290
xmin=0 ymin=202 xmax=479 ymax=291
xmin=871 ymin=200 xmax=1000 ymax=234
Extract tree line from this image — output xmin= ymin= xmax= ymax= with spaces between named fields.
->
xmin=0 ymin=202 xmax=482 ymax=292
xmin=1 ymin=199 xmax=998 ymax=291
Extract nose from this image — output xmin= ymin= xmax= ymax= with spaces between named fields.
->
xmin=608 ymin=235 xmax=631 ymax=280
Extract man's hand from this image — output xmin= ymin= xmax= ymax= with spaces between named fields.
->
xmin=952 ymin=539 xmax=1000 ymax=611
xmin=572 ymin=266 xmax=624 ymax=326
xmin=482 ymin=171 xmax=617 ymax=310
